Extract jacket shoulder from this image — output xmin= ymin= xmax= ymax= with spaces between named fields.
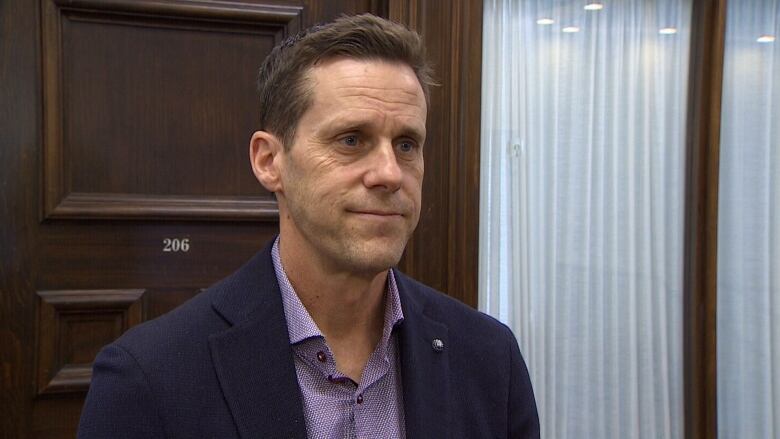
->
xmin=395 ymin=271 xmax=514 ymax=339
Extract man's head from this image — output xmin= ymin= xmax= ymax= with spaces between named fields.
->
xmin=250 ymin=15 xmax=432 ymax=277
xmin=256 ymin=13 xmax=434 ymax=148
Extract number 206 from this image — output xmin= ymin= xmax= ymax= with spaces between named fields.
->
xmin=163 ymin=238 xmax=190 ymax=252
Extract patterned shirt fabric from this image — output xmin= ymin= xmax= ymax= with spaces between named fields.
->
xmin=271 ymin=238 xmax=406 ymax=439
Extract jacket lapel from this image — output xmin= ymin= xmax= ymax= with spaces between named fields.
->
xmin=395 ymin=271 xmax=451 ymax=439
xmin=205 ymin=247 xmax=452 ymax=439
xmin=208 ymin=245 xmax=307 ymax=439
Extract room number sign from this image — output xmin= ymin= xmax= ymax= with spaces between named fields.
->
xmin=162 ymin=238 xmax=190 ymax=252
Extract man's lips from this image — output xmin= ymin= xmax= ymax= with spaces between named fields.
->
xmin=348 ymin=210 xmax=404 ymax=216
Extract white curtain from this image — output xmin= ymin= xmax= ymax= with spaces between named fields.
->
xmin=479 ymin=1 xmax=690 ymax=437
xmin=717 ymin=1 xmax=780 ymax=438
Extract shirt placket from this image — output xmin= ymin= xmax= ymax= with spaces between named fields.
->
xmin=297 ymin=339 xmax=363 ymax=439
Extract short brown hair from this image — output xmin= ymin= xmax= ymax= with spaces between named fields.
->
xmin=256 ymin=13 xmax=435 ymax=148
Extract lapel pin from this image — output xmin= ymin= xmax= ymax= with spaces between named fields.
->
xmin=432 ymin=338 xmax=445 ymax=352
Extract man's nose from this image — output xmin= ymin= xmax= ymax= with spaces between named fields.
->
xmin=363 ymin=141 xmax=403 ymax=192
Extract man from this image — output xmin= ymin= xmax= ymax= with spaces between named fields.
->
xmin=78 ymin=14 xmax=539 ymax=439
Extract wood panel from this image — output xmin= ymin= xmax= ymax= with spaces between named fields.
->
xmin=36 ymin=222 xmax=275 ymax=289
xmin=36 ymin=289 xmax=146 ymax=395
xmin=0 ymin=0 xmax=42 ymax=436
xmin=41 ymin=0 xmax=301 ymax=221
xmin=683 ymin=0 xmax=727 ymax=437
xmin=391 ymin=0 xmax=484 ymax=308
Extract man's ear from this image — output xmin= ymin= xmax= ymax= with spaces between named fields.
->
xmin=249 ymin=131 xmax=285 ymax=193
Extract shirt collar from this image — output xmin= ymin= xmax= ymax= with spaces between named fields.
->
xmin=271 ymin=236 xmax=404 ymax=346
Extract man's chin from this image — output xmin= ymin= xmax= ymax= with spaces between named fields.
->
xmin=341 ymin=241 xmax=406 ymax=274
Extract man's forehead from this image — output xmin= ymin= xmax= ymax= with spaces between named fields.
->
xmin=307 ymin=58 xmax=426 ymax=106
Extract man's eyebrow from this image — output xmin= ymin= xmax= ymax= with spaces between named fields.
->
xmin=326 ymin=119 xmax=374 ymax=134
xmin=399 ymin=126 xmax=426 ymax=142
xmin=324 ymin=118 xmax=426 ymax=142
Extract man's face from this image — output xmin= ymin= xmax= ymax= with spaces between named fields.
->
xmin=276 ymin=58 xmax=426 ymax=276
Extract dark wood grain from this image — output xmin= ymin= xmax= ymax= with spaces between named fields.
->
xmin=36 ymin=289 xmax=146 ymax=395
xmin=37 ymin=222 xmax=275 ymax=289
xmin=0 ymin=0 xmax=42 ymax=437
xmin=52 ymin=0 xmax=305 ymax=22
xmin=683 ymin=0 xmax=727 ymax=437
xmin=392 ymin=0 xmax=483 ymax=308
xmin=41 ymin=0 xmax=297 ymax=220
xmin=50 ymin=193 xmax=279 ymax=220
xmin=445 ymin=0 xmax=483 ymax=309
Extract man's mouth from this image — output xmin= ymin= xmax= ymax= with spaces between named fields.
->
xmin=347 ymin=209 xmax=405 ymax=219
xmin=350 ymin=210 xmax=402 ymax=216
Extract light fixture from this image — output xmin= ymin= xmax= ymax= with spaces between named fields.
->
xmin=757 ymin=35 xmax=776 ymax=43
xmin=584 ymin=3 xmax=604 ymax=10
xmin=562 ymin=26 xmax=580 ymax=33
xmin=537 ymin=18 xmax=555 ymax=25
xmin=659 ymin=27 xmax=678 ymax=35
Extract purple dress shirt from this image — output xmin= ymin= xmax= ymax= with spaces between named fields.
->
xmin=272 ymin=238 xmax=406 ymax=439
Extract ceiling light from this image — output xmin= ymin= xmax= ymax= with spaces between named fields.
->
xmin=537 ymin=18 xmax=555 ymax=25
xmin=562 ymin=26 xmax=580 ymax=33
xmin=757 ymin=35 xmax=776 ymax=43
xmin=659 ymin=27 xmax=678 ymax=35
xmin=584 ymin=3 xmax=604 ymax=10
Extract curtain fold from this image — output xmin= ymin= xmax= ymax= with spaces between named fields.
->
xmin=479 ymin=1 xmax=690 ymax=437
xmin=717 ymin=1 xmax=780 ymax=437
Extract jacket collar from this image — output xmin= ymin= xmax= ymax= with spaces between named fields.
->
xmin=395 ymin=271 xmax=452 ymax=439
xmin=208 ymin=241 xmax=308 ymax=439
xmin=207 ymin=240 xmax=451 ymax=438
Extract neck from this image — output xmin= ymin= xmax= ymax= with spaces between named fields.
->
xmin=277 ymin=229 xmax=387 ymax=343
xmin=278 ymin=226 xmax=390 ymax=382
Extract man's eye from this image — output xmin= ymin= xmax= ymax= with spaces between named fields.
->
xmin=398 ymin=140 xmax=416 ymax=153
xmin=340 ymin=135 xmax=359 ymax=147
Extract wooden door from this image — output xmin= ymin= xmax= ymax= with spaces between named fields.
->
xmin=0 ymin=0 xmax=484 ymax=437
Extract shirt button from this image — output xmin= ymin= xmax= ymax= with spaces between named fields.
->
xmin=356 ymin=394 xmax=363 ymax=404
xmin=316 ymin=351 xmax=327 ymax=362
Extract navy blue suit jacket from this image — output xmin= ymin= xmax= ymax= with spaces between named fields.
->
xmin=78 ymin=241 xmax=539 ymax=438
